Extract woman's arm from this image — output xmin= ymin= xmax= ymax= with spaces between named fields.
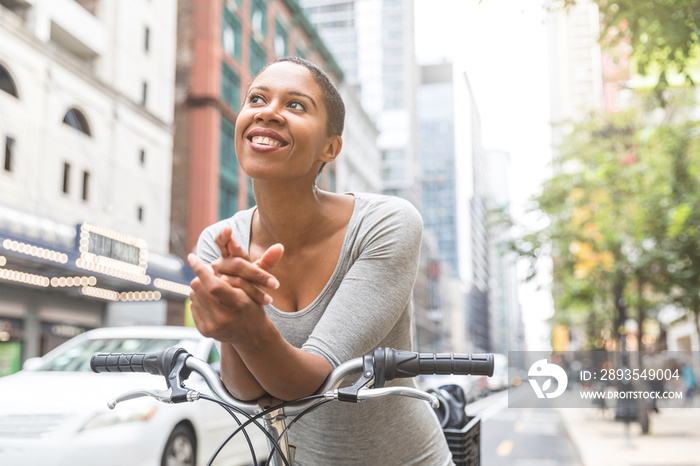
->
xmin=219 ymin=343 xmax=266 ymax=401
xmin=188 ymin=254 xmax=331 ymax=400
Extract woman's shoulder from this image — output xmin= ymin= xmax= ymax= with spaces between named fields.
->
xmin=199 ymin=207 xmax=256 ymax=244
xmin=352 ymin=193 xmax=422 ymax=224
xmin=350 ymin=193 xmax=423 ymax=241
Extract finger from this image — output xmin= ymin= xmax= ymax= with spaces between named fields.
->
xmin=213 ymin=256 xmax=280 ymax=290
xmin=214 ymin=227 xmax=248 ymax=259
xmin=214 ymin=227 xmax=233 ymax=258
xmin=225 ymin=237 xmax=245 ymax=258
xmin=190 ymin=254 xmax=266 ymax=309
xmin=188 ymin=253 xmax=223 ymax=290
xmin=221 ymin=275 xmax=273 ymax=305
xmin=254 ymin=243 xmax=285 ymax=271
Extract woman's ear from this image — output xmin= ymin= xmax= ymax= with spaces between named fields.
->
xmin=320 ymin=135 xmax=343 ymax=163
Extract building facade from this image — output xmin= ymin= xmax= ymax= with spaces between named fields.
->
xmin=486 ymin=149 xmax=526 ymax=355
xmin=418 ymin=62 xmax=492 ymax=352
xmin=547 ymin=0 xmax=604 ymax=149
xmin=0 ymin=0 xmax=188 ymax=372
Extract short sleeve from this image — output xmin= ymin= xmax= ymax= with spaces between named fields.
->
xmin=301 ymin=197 xmax=423 ymax=367
xmin=196 ymin=225 xmax=220 ymax=264
xmin=195 ymin=208 xmax=254 ymax=265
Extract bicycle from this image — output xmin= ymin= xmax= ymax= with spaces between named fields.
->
xmin=90 ymin=347 xmax=494 ymax=466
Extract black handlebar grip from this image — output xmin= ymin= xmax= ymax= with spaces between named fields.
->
xmin=90 ymin=347 xmax=187 ymax=375
xmin=378 ymin=348 xmax=495 ymax=380
xmin=90 ymin=352 xmax=160 ymax=374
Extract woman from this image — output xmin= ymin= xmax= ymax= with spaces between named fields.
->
xmin=188 ymin=56 xmax=453 ymax=465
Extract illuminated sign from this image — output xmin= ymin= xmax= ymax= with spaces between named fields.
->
xmin=76 ymin=224 xmax=150 ymax=284
xmin=87 ymin=231 xmax=140 ymax=265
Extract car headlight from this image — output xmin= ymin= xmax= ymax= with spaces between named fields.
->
xmin=81 ymin=404 xmax=157 ymax=431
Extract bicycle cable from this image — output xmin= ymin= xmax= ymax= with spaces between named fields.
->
xmin=201 ymin=395 xmax=258 ymax=466
xmin=264 ymin=398 xmax=334 ymax=466
xmin=204 ymin=394 xmax=328 ymax=466
xmin=199 ymin=393 xmax=289 ymax=466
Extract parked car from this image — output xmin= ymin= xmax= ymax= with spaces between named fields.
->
xmin=0 ymin=326 xmax=268 ymax=466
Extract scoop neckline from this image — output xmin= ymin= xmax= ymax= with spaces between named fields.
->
xmin=248 ymin=193 xmax=358 ymax=316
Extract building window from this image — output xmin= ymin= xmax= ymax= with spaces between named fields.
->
xmin=4 ymin=136 xmax=14 ymax=172
xmin=221 ymin=118 xmax=236 ymax=170
xmin=250 ymin=40 xmax=266 ymax=76
xmin=62 ymin=162 xmax=71 ymax=194
xmin=220 ymin=118 xmax=239 ymax=219
xmin=383 ymin=149 xmax=404 ymax=161
xmin=0 ymin=64 xmax=18 ymax=98
xmin=144 ymin=26 xmax=150 ymax=52
xmin=220 ymin=184 xmax=238 ymax=220
xmin=63 ymin=108 xmax=91 ymax=136
xmin=274 ymin=22 xmax=288 ymax=57
xmin=383 ymin=165 xmax=405 ymax=182
xmin=295 ymin=42 xmax=307 ymax=59
xmin=222 ymin=7 xmax=241 ymax=59
xmin=251 ymin=0 xmax=266 ymax=37
xmin=221 ymin=62 xmax=240 ymax=111
xmin=137 ymin=205 xmax=144 ymax=222
xmin=139 ymin=149 xmax=146 ymax=165
xmin=82 ymin=170 xmax=90 ymax=201
xmin=141 ymin=82 xmax=148 ymax=106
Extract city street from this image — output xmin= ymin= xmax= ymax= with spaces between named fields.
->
xmin=468 ymin=389 xmax=700 ymax=466
xmin=468 ymin=391 xmax=582 ymax=466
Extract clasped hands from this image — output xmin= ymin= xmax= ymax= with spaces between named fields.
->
xmin=187 ymin=227 xmax=284 ymax=343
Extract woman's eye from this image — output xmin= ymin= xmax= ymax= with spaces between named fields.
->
xmin=249 ymin=95 xmax=264 ymax=104
xmin=288 ymin=101 xmax=306 ymax=111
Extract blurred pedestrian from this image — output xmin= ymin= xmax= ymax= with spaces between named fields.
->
xmin=681 ymin=363 xmax=696 ymax=406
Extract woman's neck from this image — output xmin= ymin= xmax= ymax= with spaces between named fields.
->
xmin=252 ymin=182 xmax=338 ymax=253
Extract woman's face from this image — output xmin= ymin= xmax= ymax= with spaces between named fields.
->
xmin=235 ymin=61 xmax=337 ymax=181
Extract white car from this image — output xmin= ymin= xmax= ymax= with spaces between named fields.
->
xmin=0 ymin=326 xmax=268 ymax=466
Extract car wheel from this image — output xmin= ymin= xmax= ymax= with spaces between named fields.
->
xmin=162 ymin=423 xmax=197 ymax=466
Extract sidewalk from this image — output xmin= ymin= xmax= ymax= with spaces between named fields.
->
xmin=558 ymin=402 xmax=700 ymax=466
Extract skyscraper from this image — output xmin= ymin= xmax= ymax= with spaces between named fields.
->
xmin=301 ymin=0 xmax=421 ymax=205
xmin=418 ymin=62 xmax=491 ymax=352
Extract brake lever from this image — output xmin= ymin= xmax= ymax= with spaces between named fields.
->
xmin=108 ymin=388 xmax=173 ymax=409
xmin=106 ymin=350 xmax=196 ymax=409
xmin=354 ymin=386 xmax=440 ymax=408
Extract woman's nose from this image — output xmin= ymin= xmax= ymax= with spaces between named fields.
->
xmin=255 ymin=102 xmax=284 ymax=124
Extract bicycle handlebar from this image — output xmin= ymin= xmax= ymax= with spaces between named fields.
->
xmin=90 ymin=347 xmax=494 ymax=415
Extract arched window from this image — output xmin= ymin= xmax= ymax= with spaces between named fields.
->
xmin=63 ymin=107 xmax=92 ymax=136
xmin=0 ymin=64 xmax=18 ymax=98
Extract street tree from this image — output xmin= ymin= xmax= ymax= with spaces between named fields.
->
xmin=507 ymin=91 xmax=699 ymax=351
xmin=554 ymin=0 xmax=700 ymax=100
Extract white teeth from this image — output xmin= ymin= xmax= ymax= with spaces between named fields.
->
xmin=251 ymin=136 xmax=283 ymax=147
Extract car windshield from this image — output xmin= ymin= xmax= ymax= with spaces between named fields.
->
xmin=38 ymin=338 xmax=194 ymax=372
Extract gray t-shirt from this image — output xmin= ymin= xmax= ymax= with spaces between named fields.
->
xmin=197 ymin=193 xmax=453 ymax=466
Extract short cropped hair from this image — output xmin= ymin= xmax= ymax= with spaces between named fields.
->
xmin=252 ymin=56 xmax=345 ymax=137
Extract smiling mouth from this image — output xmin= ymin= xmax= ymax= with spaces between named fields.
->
xmin=250 ymin=136 xmax=285 ymax=147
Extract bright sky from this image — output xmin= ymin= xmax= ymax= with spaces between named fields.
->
xmin=414 ymin=0 xmax=554 ymax=350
